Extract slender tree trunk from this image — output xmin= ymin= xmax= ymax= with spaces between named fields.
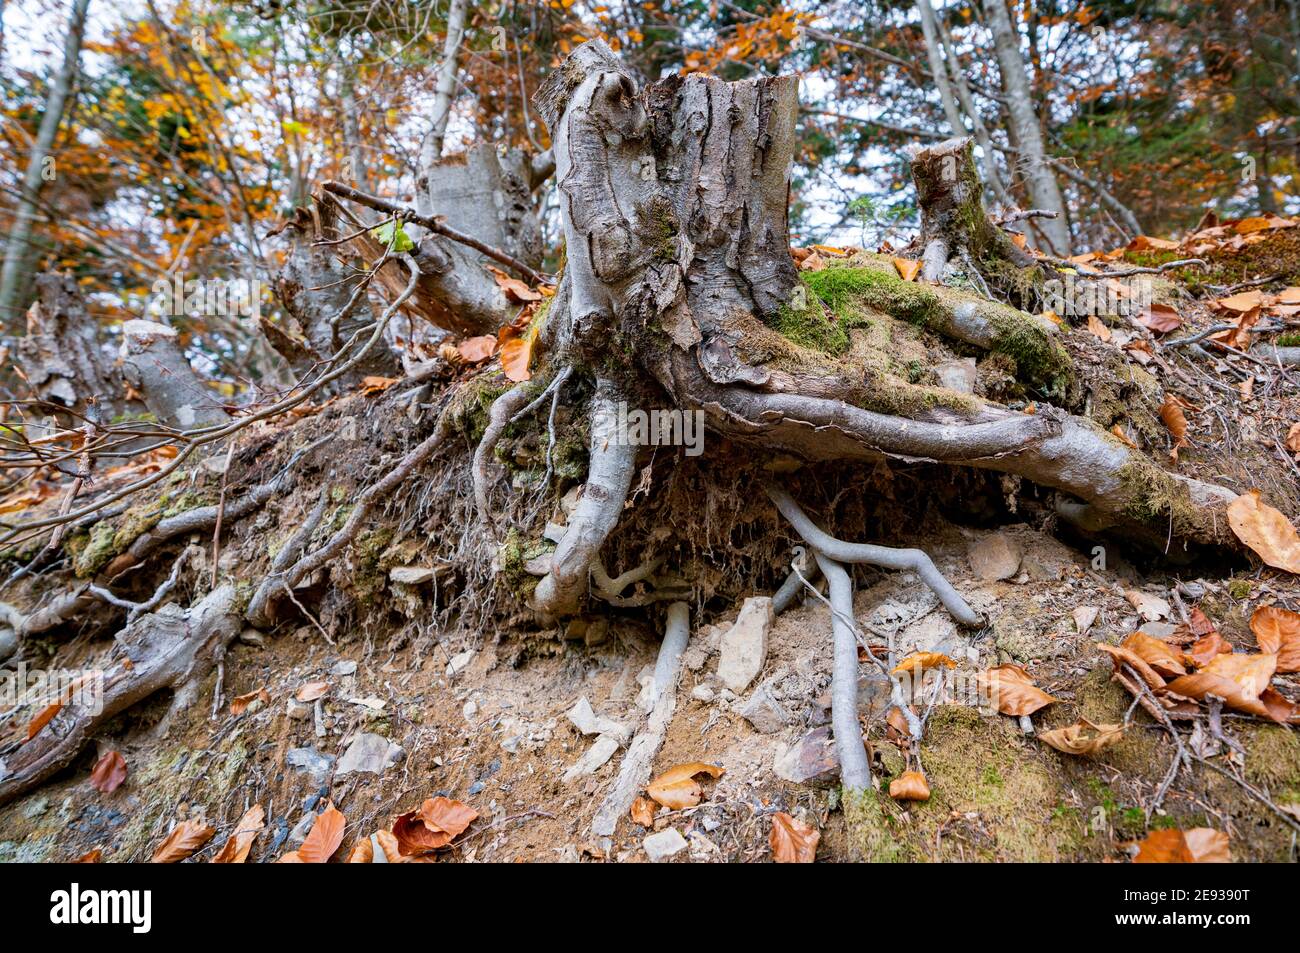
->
xmin=981 ymin=0 xmax=1070 ymax=254
xmin=917 ymin=0 xmax=965 ymax=138
xmin=416 ymin=0 xmax=469 ymax=208
xmin=0 ymin=0 xmax=92 ymax=332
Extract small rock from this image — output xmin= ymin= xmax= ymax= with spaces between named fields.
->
xmin=717 ymin=596 xmax=773 ymax=693
xmin=389 ymin=566 xmax=436 ymax=585
xmin=691 ymin=684 xmax=716 ymax=704
xmin=566 ymin=697 xmax=630 ymax=744
xmin=559 ymin=485 xmax=583 ymax=517
xmin=967 ymin=534 xmax=1023 ymax=581
xmin=286 ymin=747 xmax=335 ymax=785
xmin=22 ymin=797 xmax=49 ymax=819
xmin=1137 ymin=620 xmax=1178 ymax=639
xmin=445 ymin=650 xmax=475 ymax=678
xmin=934 ymin=357 xmax=977 ymax=394
xmin=330 ymin=659 xmax=358 ymax=677
xmin=562 ymin=734 xmax=620 ymax=782
xmin=643 ymin=827 xmax=689 ymax=862
xmin=1072 ymin=606 xmax=1099 ymax=635
xmin=682 ymin=643 xmax=711 ymax=672
xmin=335 ymin=733 xmax=404 ymax=776
xmin=774 ymin=726 xmax=839 ymax=784
xmin=286 ymin=698 xmax=312 ymax=721
xmin=238 ymin=628 xmax=266 ymax=647
xmin=463 ymin=700 xmax=479 ymax=720
xmin=523 ymin=554 xmax=552 ymax=576
xmin=737 ymin=685 xmax=792 ymax=734
xmin=287 ymin=811 xmax=316 ymax=847
xmin=584 ymin=619 xmax=609 ymax=647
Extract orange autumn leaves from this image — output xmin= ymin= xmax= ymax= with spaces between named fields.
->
xmin=146 ymin=796 xmax=479 ymax=863
xmin=1228 ymin=491 xmax=1300 ymax=575
xmin=452 ymin=273 xmax=554 ymax=382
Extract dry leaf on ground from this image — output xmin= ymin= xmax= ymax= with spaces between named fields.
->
xmin=1121 ymin=632 xmax=1186 ymax=678
xmin=892 ymin=257 xmax=922 ymax=281
xmin=298 ymin=803 xmax=346 ymax=863
xmin=891 ymin=652 xmax=958 ymax=676
xmin=457 ymin=335 xmax=497 ymax=362
xmin=211 ymin=804 xmax=265 ymax=864
xmin=1250 ymin=606 xmax=1300 ymax=672
xmin=647 ymin=762 xmax=724 ymax=809
xmin=230 ymin=688 xmax=268 ymax=716
xmin=1134 ymin=828 xmax=1230 ymax=863
xmin=151 ymin=820 xmax=216 ymax=863
xmin=1227 ymin=491 xmax=1300 ymax=574
xmin=977 ymin=664 xmax=1058 ymax=716
xmin=1184 ymin=632 xmax=1233 ymax=668
xmin=392 ymin=796 xmax=478 ymax=855
xmin=630 ymin=796 xmax=657 ymax=828
xmin=90 ymin=750 xmax=127 ymax=795
xmin=1038 ymin=720 xmax=1124 ymax=755
xmin=770 ymin=812 xmax=820 ymax=863
xmin=295 ymin=681 xmax=330 ymax=702
xmin=1158 ymin=396 xmax=1190 ymax=462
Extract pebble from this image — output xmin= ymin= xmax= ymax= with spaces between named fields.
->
xmin=643 ymin=827 xmax=689 ymax=862
xmin=717 ymin=597 xmax=773 ymax=693
xmin=335 ymin=733 xmax=404 ymax=776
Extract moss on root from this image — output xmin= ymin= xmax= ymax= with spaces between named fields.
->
xmin=1116 ymin=458 xmax=1203 ymax=538
xmin=842 ymin=787 xmax=913 ymax=862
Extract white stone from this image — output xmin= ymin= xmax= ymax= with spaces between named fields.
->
xmin=335 ymin=733 xmax=404 ymax=776
xmin=717 ymin=597 xmax=773 ymax=693
xmin=967 ymin=534 xmax=1023 ymax=581
xmin=566 ymin=696 xmax=630 ymax=744
xmin=643 ymin=827 xmax=689 ymax=862
xmin=390 ymin=566 xmax=436 ymax=585
xmin=445 ymin=649 xmax=475 ymax=678
xmin=562 ymin=734 xmax=620 ymax=782
xmin=1073 ymin=605 xmax=1099 ymax=634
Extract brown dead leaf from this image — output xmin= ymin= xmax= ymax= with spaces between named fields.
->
xmin=1159 ymin=395 xmax=1190 ymax=462
xmin=770 ymin=812 xmax=820 ymax=863
xmin=1086 ymin=313 xmax=1111 ymax=342
xmin=1227 ymin=490 xmax=1300 ymax=574
xmin=421 ymin=796 xmax=478 ymax=840
xmin=1287 ymin=422 xmax=1300 ymax=456
xmin=1251 ymin=606 xmax=1300 ymax=673
xmin=375 ymin=830 xmax=404 ymax=863
xmin=1138 ymin=302 xmax=1184 ymax=333
xmin=800 ymin=250 xmax=826 ymax=272
xmin=1215 ymin=289 xmax=1265 ymax=312
xmin=151 ymin=819 xmax=216 ymax=863
xmin=1096 ymin=642 xmax=1168 ymax=692
xmin=647 ymin=762 xmax=724 ymax=810
xmin=630 ymin=796 xmax=657 ymax=828
xmin=392 ymin=797 xmax=478 ymax=855
xmin=1127 ymin=235 xmax=1181 ymax=252
xmin=892 ymin=257 xmax=922 ymax=282
xmin=456 ymin=335 xmax=497 ymax=363
xmin=90 ymin=750 xmax=127 ymax=795
xmin=295 ymin=680 xmax=330 ymax=702
xmin=74 ymin=848 xmax=102 ymax=863
xmin=26 ymin=700 xmax=62 ymax=741
xmin=1134 ymin=827 xmax=1230 ymax=863
xmin=346 ymin=837 xmax=374 ymax=863
xmin=229 ymin=687 xmax=268 ymax=716
xmin=1121 ymin=632 xmax=1187 ymax=678
xmin=1184 ymin=632 xmax=1233 ymax=668
xmin=298 ymin=803 xmax=346 ymax=863
xmin=211 ymin=804 xmax=265 ymax=864
xmin=888 ymin=770 xmax=931 ymax=801
xmin=1162 ymin=671 xmax=1280 ymax=721
xmin=1110 ymin=424 xmax=1138 ymax=449
xmin=359 ymin=375 xmax=399 ymax=395
xmin=977 ymin=664 xmax=1058 ymax=717
xmin=891 ymin=652 xmax=958 ymax=676
xmin=487 ymin=265 xmax=542 ymax=303
xmin=1200 ymin=652 xmax=1277 ymax=699
xmin=1038 ymin=719 xmax=1124 ymax=755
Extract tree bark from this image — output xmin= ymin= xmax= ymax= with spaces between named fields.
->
xmin=0 ymin=0 xmax=92 ymax=331
xmin=416 ymin=0 xmax=469 ymax=195
xmin=981 ymin=0 xmax=1071 ymax=255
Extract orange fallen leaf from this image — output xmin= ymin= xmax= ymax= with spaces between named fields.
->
xmin=1159 ymin=395 xmax=1190 ymax=462
xmin=1138 ymin=302 xmax=1183 ymax=333
xmin=977 ymin=664 xmax=1058 ymax=717
xmin=74 ymin=848 xmax=102 ymax=863
xmin=298 ymin=803 xmax=346 ymax=863
xmin=770 ymin=811 xmax=820 ymax=863
xmin=1134 ymin=828 xmax=1230 ymax=863
xmin=630 ymin=796 xmax=657 ymax=828
xmin=26 ymin=700 xmax=62 ymax=741
xmin=1038 ymin=719 xmax=1124 ymax=755
xmin=211 ymin=804 xmax=266 ymax=864
xmin=1127 ymin=235 xmax=1181 ymax=252
xmin=1227 ymin=490 xmax=1300 ymax=574
xmin=295 ymin=681 xmax=330 ymax=702
xmin=888 ymin=770 xmax=931 ymax=801
xmin=229 ymin=687 xmax=268 ymax=716
xmin=1110 ymin=424 xmax=1138 ymax=449
xmin=1250 ymin=606 xmax=1300 ymax=673
xmin=456 ymin=335 xmax=498 ymax=363
xmin=1086 ymin=313 xmax=1111 ymax=342
xmin=90 ymin=750 xmax=127 ymax=795
xmin=891 ymin=652 xmax=958 ymax=676
xmin=151 ymin=819 xmax=216 ymax=863
xmin=421 ymin=796 xmax=478 ymax=840
xmin=1097 ymin=642 xmax=1167 ymax=692
xmin=647 ymin=762 xmax=724 ymax=810
xmin=359 ymin=375 xmax=399 ymax=395
xmin=1161 ymin=671 xmax=1281 ymax=721
xmin=1121 ymin=632 xmax=1187 ymax=678
xmin=1184 ymin=632 xmax=1233 ymax=668
xmin=487 ymin=265 xmax=542 ymax=303
xmin=892 ymin=257 xmax=922 ymax=281
xmin=1286 ymin=422 xmax=1300 ymax=455
xmin=392 ymin=797 xmax=478 ymax=855
xmin=347 ymin=837 xmax=374 ymax=863
xmin=1215 ymin=290 xmax=1265 ymax=312
xmin=1200 ymin=652 xmax=1277 ymax=699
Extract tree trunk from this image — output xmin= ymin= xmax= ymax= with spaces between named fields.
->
xmin=917 ymin=0 xmax=966 ymax=139
xmin=416 ymin=0 xmax=469 ymax=195
xmin=0 ymin=0 xmax=92 ymax=331
xmin=981 ymin=0 xmax=1071 ymax=255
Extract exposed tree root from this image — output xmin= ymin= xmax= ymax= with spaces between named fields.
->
xmin=590 ymin=601 xmax=690 ymax=838
xmin=812 ymin=551 xmax=873 ymax=793
xmin=0 ymin=583 xmax=239 ymax=807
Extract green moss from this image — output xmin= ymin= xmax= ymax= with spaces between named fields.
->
xmin=771 ymin=285 xmax=852 ymax=354
xmin=1278 ymin=332 xmax=1300 ymax=348
xmin=842 ymin=788 xmax=913 ymax=862
xmin=1117 ymin=458 xmax=1202 ymax=537
xmin=497 ymin=528 xmax=549 ymax=597
xmin=453 ymin=375 xmax=513 ymax=444
xmin=1245 ymin=726 xmax=1300 ymax=794
xmin=71 ymin=522 xmax=119 ymax=578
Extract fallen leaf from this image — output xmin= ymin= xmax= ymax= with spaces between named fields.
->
xmin=1038 ymin=719 xmax=1124 ymax=755
xmin=421 ymin=796 xmax=478 ymax=840
xmin=1109 ymin=424 xmax=1138 ymax=449
xmin=392 ymin=797 xmax=478 ymax=854
xmin=1134 ymin=827 xmax=1230 ymax=863
xmin=375 ymin=830 xmax=404 ymax=863
xmin=888 ymin=770 xmax=931 ymax=801
xmin=276 ymin=851 xmax=304 ymax=863
xmin=1086 ymin=313 xmax=1112 ymax=342
xmin=359 ymin=375 xmax=399 ymax=395
xmin=1097 ymin=642 xmax=1167 ymax=692
xmin=347 ymin=837 xmax=374 ymax=863
xmin=647 ymin=762 xmax=725 ymax=810
xmin=1158 ymin=396 xmax=1190 ymax=462
xmin=1138 ymin=302 xmax=1184 ymax=333
xmin=500 ymin=325 xmax=539 ymax=383
xmin=630 ymin=796 xmax=657 ymax=828
xmin=26 ymin=701 xmax=62 ymax=741
xmin=211 ymin=804 xmax=265 ymax=864
xmin=892 ymin=257 xmax=922 ymax=281
xmin=487 ymin=265 xmax=542 ymax=303
xmin=1127 ymin=235 xmax=1181 ymax=252
xmin=770 ymin=812 xmax=820 ymax=863
xmin=1215 ymin=289 xmax=1265 ymax=312
xmin=1161 ymin=671 xmax=1279 ymax=720
xmin=1073 ymin=605 xmax=1100 ymax=634
xmin=1121 ymin=632 xmax=1186 ymax=678
xmin=298 ymin=803 xmax=346 ymax=863
xmin=1200 ymin=652 xmax=1277 ymax=700
xmin=800 ymin=250 xmax=826 ymax=272
xmin=151 ymin=820 xmax=216 ymax=863
xmin=1250 ymin=606 xmax=1300 ymax=672
xmin=90 ymin=750 xmax=127 ymax=795
xmin=229 ymin=687 xmax=268 ymax=716
xmin=295 ymin=681 xmax=330 ymax=702
xmin=1227 ymin=490 xmax=1300 ymax=574
xmin=1184 ymin=632 xmax=1233 ymax=668
xmin=74 ymin=848 xmax=102 ymax=863
xmin=456 ymin=335 xmax=498 ymax=363
xmin=977 ymin=664 xmax=1058 ymax=717
xmin=891 ymin=652 xmax=958 ymax=676
xmin=1287 ymin=422 xmax=1300 ymax=455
